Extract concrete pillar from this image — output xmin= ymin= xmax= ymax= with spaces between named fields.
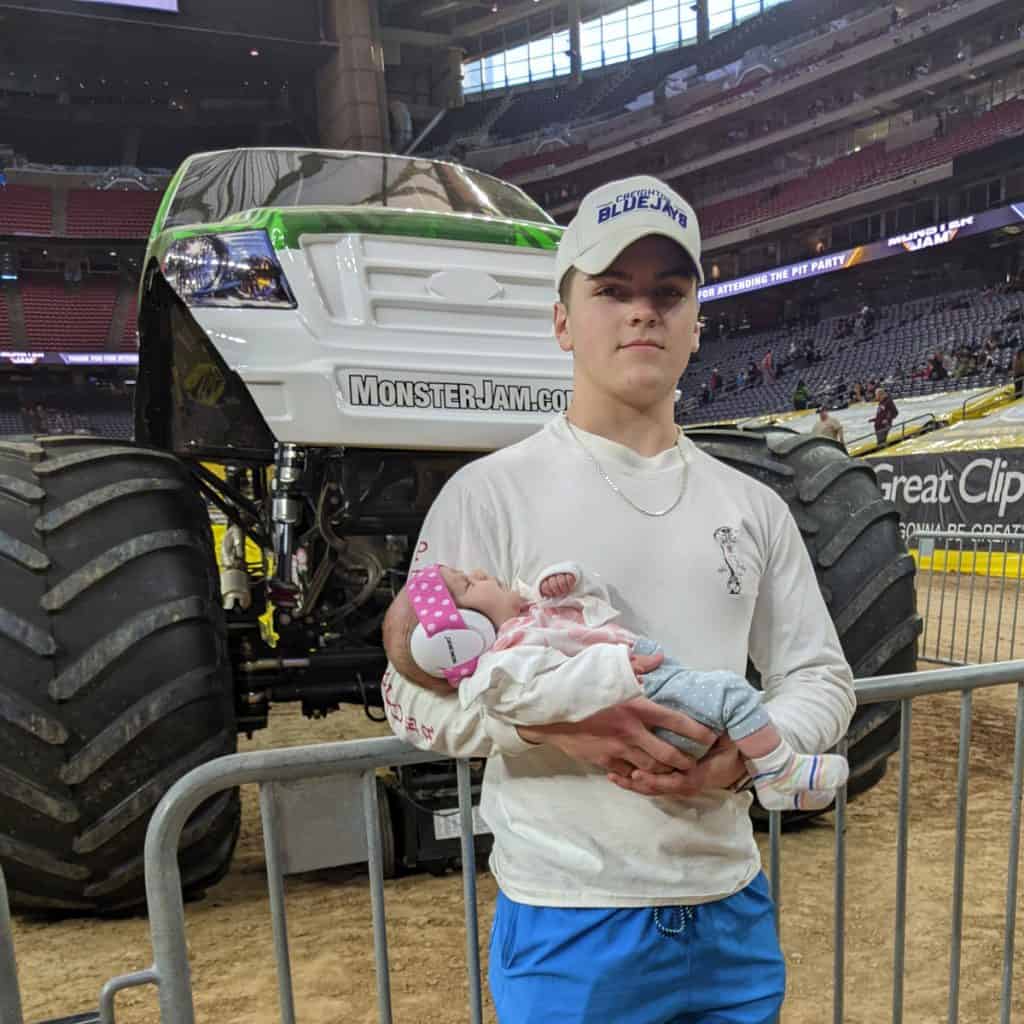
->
xmin=568 ymin=0 xmax=583 ymax=84
xmin=317 ymin=0 xmax=390 ymax=152
xmin=446 ymin=47 xmax=465 ymax=108
xmin=696 ymin=0 xmax=710 ymax=45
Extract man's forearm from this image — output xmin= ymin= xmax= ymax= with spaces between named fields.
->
xmin=384 ymin=666 xmax=533 ymax=758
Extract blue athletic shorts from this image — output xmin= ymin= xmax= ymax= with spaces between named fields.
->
xmin=488 ymin=872 xmax=785 ymax=1024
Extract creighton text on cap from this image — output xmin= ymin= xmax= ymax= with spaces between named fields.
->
xmin=597 ymin=188 xmax=689 ymax=228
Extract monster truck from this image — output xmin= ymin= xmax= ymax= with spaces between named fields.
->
xmin=0 ymin=149 xmax=921 ymax=912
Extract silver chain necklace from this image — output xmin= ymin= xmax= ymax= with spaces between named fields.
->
xmin=563 ymin=415 xmax=687 ymax=518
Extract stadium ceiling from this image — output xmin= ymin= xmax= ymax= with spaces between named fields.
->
xmin=380 ymin=0 xmax=635 ymax=50
xmin=0 ymin=2 xmax=335 ymax=77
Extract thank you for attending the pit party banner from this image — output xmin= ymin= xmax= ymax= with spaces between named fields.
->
xmin=871 ymin=449 xmax=1024 ymax=540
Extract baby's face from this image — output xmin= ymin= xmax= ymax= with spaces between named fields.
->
xmin=439 ymin=567 xmax=525 ymax=629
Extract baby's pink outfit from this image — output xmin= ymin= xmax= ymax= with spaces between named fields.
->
xmin=456 ymin=561 xmax=644 ymax=726
xmin=494 ymin=602 xmax=637 ymax=657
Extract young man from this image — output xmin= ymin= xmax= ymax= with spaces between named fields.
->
xmin=382 ymin=175 xmax=855 ymax=1023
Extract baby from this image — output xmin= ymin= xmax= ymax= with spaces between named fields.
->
xmin=383 ymin=561 xmax=848 ymax=811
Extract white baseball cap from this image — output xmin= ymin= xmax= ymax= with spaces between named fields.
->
xmin=555 ymin=175 xmax=704 ymax=294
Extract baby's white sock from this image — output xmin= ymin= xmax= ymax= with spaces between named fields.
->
xmin=748 ymin=741 xmax=848 ymax=812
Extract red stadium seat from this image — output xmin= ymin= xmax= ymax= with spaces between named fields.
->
xmin=66 ymin=189 xmax=162 ymax=238
xmin=0 ymin=291 xmax=12 ymax=345
xmin=700 ymin=99 xmax=1024 ymax=237
xmin=120 ymin=310 xmax=139 ymax=351
xmin=496 ymin=144 xmax=590 ymax=177
xmin=20 ymin=276 xmax=119 ymax=350
xmin=0 ymin=185 xmax=53 ymax=235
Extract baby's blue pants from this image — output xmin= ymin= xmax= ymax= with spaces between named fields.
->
xmin=634 ymin=637 xmax=771 ymax=758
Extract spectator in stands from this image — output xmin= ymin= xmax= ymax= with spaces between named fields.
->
xmin=953 ymin=349 xmax=977 ymax=379
xmin=858 ymin=304 xmax=876 ymax=339
xmin=700 ymin=382 xmax=712 ymax=405
xmin=762 ymin=349 xmax=775 ymax=380
xmin=872 ymin=388 xmax=899 ymax=447
xmin=1013 ymin=348 xmax=1024 ymax=399
xmin=812 ymin=407 xmax=845 ymax=448
xmin=927 ymin=352 xmax=948 ymax=381
xmin=710 ymin=367 xmax=723 ymax=391
xmin=28 ymin=402 xmax=46 ymax=434
xmin=792 ymin=378 xmax=810 ymax=410
xmin=850 ymin=382 xmax=865 ymax=404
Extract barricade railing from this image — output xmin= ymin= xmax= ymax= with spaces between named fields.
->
xmin=847 ymin=411 xmax=938 ymax=454
xmin=0 ymin=869 xmax=24 ymax=1024
xmin=960 ymin=382 xmax=1011 ymax=422
xmin=2 ymin=661 xmax=1023 ymax=1024
xmin=911 ymin=530 xmax=1024 ymax=666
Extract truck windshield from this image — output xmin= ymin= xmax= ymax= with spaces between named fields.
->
xmin=164 ymin=149 xmax=552 ymax=229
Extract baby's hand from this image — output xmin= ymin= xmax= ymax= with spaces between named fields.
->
xmin=539 ymin=571 xmax=577 ymax=598
xmin=629 ymin=652 xmax=664 ymax=678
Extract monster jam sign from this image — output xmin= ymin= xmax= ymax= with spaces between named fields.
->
xmin=872 ymin=448 xmax=1024 ymax=541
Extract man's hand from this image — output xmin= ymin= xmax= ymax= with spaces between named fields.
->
xmin=609 ymin=735 xmax=747 ymax=798
xmin=517 ymin=698 xmax=716 ymax=779
xmin=539 ymin=571 xmax=576 ymax=598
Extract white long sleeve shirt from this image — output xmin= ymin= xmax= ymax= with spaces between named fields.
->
xmin=383 ymin=416 xmax=855 ymax=907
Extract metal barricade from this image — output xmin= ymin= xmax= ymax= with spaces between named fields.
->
xmin=912 ymin=530 xmax=1024 ymax=666
xmin=2 ymin=661 xmax=1023 ymax=1024
xmin=0 ymin=868 xmax=25 ymax=1024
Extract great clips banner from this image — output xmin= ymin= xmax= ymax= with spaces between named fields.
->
xmin=871 ymin=448 xmax=1024 ymax=541
xmin=699 ymin=203 xmax=1024 ymax=304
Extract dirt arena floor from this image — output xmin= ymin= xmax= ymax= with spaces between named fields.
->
xmin=9 ymin=569 xmax=1024 ymax=1024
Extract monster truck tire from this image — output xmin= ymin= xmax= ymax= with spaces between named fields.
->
xmin=687 ymin=427 xmax=921 ymax=819
xmin=0 ymin=437 xmax=239 ymax=913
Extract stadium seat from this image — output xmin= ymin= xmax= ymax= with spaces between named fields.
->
xmin=683 ymin=285 xmax=1024 ymax=424
xmin=0 ymin=185 xmax=53 ymax=235
xmin=0 ymin=291 xmax=11 ymax=345
xmin=20 ymin=276 xmax=120 ymax=350
xmin=700 ymin=99 xmax=1024 ymax=237
xmin=66 ymin=189 xmax=162 ymax=238
xmin=121 ymin=312 xmax=139 ymax=351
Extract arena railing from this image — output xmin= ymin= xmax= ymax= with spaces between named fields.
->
xmin=912 ymin=530 xmax=1024 ymax=666
xmin=960 ymin=382 xmax=1014 ymax=422
xmin=2 ymin=661 xmax=1023 ymax=1024
xmin=847 ymin=411 xmax=939 ymax=454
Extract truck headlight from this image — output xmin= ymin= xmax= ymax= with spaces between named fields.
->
xmin=161 ymin=230 xmax=296 ymax=309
